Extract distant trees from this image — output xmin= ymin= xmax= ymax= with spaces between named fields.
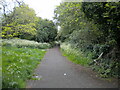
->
xmin=35 ymin=18 xmax=57 ymax=42
xmin=1 ymin=0 xmax=57 ymax=42
xmin=54 ymin=2 xmax=100 ymax=47
xmin=54 ymin=3 xmax=84 ymax=42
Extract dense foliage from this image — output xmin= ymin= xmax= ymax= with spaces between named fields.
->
xmin=1 ymin=3 xmax=37 ymax=39
xmin=82 ymin=2 xmax=120 ymax=47
xmin=35 ymin=18 xmax=57 ymax=42
xmin=54 ymin=2 xmax=120 ymax=77
xmin=1 ymin=0 xmax=57 ymax=43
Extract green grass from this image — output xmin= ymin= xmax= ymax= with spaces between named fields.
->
xmin=2 ymin=46 xmax=46 ymax=88
xmin=1 ymin=39 xmax=51 ymax=49
xmin=0 ymin=46 xmax=2 ymax=89
xmin=60 ymin=43 xmax=91 ymax=66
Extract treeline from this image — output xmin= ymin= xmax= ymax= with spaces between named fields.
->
xmin=1 ymin=0 xmax=57 ymax=43
xmin=54 ymin=2 xmax=120 ymax=77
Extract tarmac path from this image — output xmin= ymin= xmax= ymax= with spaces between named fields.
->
xmin=27 ymin=47 xmax=118 ymax=88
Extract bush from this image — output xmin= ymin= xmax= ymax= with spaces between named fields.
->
xmin=60 ymin=42 xmax=91 ymax=66
xmin=61 ymin=42 xmax=119 ymax=78
xmin=1 ymin=39 xmax=51 ymax=49
xmin=90 ymin=58 xmax=119 ymax=78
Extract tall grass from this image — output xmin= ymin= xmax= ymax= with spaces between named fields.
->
xmin=1 ymin=39 xmax=51 ymax=49
xmin=2 ymin=46 xmax=46 ymax=88
xmin=60 ymin=43 xmax=91 ymax=66
xmin=1 ymin=39 xmax=49 ymax=88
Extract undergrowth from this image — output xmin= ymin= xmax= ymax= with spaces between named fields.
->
xmin=60 ymin=43 xmax=91 ymax=66
xmin=0 ymin=45 xmax=2 ymax=89
xmin=60 ymin=42 xmax=119 ymax=78
xmin=1 ymin=39 xmax=51 ymax=49
xmin=2 ymin=46 xmax=46 ymax=88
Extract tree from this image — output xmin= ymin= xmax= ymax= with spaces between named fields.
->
xmin=82 ymin=2 xmax=120 ymax=47
xmin=35 ymin=18 xmax=57 ymax=42
xmin=54 ymin=2 xmax=120 ymax=77
xmin=1 ymin=2 xmax=38 ymax=39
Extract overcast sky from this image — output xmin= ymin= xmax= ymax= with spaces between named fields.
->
xmin=24 ymin=0 xmax=62 ymax=20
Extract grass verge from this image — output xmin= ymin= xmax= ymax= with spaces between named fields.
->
xmin=0 ymin=45 xmax=2 ymax=89
xmin=2 ymin=46 xmax=46 ymax=88
xmin=60 ymin=43 xmax=91 ymax=66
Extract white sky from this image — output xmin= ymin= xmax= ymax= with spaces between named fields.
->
xmin=24 ymin=0 xmax=62 ymax=20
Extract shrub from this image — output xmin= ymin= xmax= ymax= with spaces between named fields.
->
xmin=60 ymin=42 xmax=91 ymax=66
xmin=0 ymin=45 xmax=2 ymax=89
xmin=1 ymin=39 xmax=51 ymax=49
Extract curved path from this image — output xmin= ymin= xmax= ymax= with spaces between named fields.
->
xmin=27 ymin=47 xmax=118 ymax=88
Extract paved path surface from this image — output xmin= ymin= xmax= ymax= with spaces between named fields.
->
xmin=27 ymin=47 xmax=118 ymax=88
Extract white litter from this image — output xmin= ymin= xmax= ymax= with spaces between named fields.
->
xmin=64 ymin=73 xmax=66 ymax=75
xmin=35 ymin=76 xmax=39 ymax=78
